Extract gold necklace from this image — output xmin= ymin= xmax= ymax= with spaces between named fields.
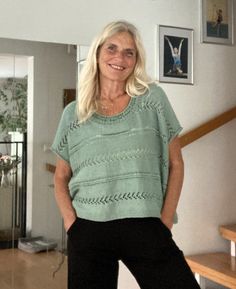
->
xmin=97 ymin=92 xmax=127 ymax=115
xmin=97 ymin=99 xmax=116 ymax=115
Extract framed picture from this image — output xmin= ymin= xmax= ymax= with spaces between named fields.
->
xmin=159 ymin=25 xmax=193 ymax=85
xmin=201 ymin=0 xmax=234 ymax=45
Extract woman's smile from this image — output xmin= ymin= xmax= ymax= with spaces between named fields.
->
xmin=108 ymin=64 xmax=125 ymax=71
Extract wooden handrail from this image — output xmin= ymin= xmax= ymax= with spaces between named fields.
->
xmin=180 ymin=106 xmax=236 ymax=148
xmin=46 ymin=106 xmax=236 ymax=173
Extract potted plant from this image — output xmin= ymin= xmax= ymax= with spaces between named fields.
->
xmin=0 ymin=77 xmax=27 ymax=137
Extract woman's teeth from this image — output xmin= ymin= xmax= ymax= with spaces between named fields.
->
xmin=110 ymin=64 xmax=125 ymax=71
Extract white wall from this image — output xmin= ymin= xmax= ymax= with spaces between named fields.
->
xmin=0 ymin=0 xmax=235 ymax=127
xmin=0 ymin=1 xmax=235 ymax=288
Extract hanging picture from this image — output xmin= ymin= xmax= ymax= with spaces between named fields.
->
xmin=159 ymin=25 xmax=193 ymax=85
xmin=201 ymin=0 xmax=234 ymax=44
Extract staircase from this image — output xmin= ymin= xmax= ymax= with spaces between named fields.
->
xmin=186 ymin=225 xmax=236 ymax=289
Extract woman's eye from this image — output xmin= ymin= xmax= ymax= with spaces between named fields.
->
xmin=126 ymin=51 xmax=134 ymax=57
xmin=107 ymin=46 xmax=116 ymax=53
xmin=125 ymin=50 xmax=136 ymax=57
xmin=105 ymin=45 xmax=136 ymax=57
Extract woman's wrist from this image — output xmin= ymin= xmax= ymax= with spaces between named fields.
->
xmin=161 ymin=210 xmax=174 ymax=229
xmin=64 ymin=212 xmax=77 ymax=231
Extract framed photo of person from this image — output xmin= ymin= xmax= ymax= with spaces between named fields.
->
xmin=201 ymin=0 xmax=234 ymax=45
xmin=159 ymin=25 xmax=193 ymax=85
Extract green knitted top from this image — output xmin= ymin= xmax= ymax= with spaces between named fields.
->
xmin=51 ymin=83 xmax=182 ymax=222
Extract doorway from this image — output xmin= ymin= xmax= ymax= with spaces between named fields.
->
xmin=0 ymin=54 xmax=28 ymax=248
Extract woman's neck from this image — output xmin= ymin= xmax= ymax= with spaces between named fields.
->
xmin=99 ymin=80 xmax=126 ymax=100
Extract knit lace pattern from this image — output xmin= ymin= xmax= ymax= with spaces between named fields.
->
xmin=51 ymin=84 xmax=182 ymax=221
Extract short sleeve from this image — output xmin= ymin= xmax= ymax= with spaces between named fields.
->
xmin=153 ymin=85 xmax=183 ymax=142
xmin=51 ymin=101 xmax=76 ymax=163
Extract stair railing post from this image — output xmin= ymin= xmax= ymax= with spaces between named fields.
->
xmin=195 ymin=273 xmax=206 ymax=289
xmin=231 ymin=241 xmax=236 ymax=257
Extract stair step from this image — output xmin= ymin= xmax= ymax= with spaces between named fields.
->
xmin=220 ymin=224 xmax=236 ymax=243
xmin=186 ymin=252 xmax=236 ymax=289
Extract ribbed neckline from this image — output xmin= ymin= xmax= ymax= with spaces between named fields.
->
xmin=91 ymin=96 xmax=136 ymax=124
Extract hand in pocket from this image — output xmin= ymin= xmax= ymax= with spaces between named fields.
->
xmin=65 ymin=217 xmax=77 ymax=233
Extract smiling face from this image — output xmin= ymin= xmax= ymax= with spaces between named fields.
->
xmin=97 ymin=31 xmax=137 ymax=85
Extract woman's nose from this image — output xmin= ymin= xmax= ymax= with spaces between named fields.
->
xmin=115 ymin=50 xmax=126 ymax=59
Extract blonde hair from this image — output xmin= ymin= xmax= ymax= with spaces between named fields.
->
xmin=77 ymin=20 xmax=152 ymax=122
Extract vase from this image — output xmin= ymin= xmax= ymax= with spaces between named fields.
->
xmin=0 ymin=170 xmax=10 ymax=187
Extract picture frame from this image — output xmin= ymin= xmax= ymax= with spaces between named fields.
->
xmin=201 ymin=0 xmax=234 ymax=45
xmin=159 ymin=25 xmax=194 ymax=85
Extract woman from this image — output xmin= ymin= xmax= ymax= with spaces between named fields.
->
xmin=165 ymin=36 xmax=184 ymax=75
xmin=52 ymin=20 xmax=200 ymax=289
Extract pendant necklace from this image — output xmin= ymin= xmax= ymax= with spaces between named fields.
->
xmin=97 ymin=92 xmax=127 ymax=115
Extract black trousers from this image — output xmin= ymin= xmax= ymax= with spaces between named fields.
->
xmin=67 ymin=217 xmax=200 ymax=289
